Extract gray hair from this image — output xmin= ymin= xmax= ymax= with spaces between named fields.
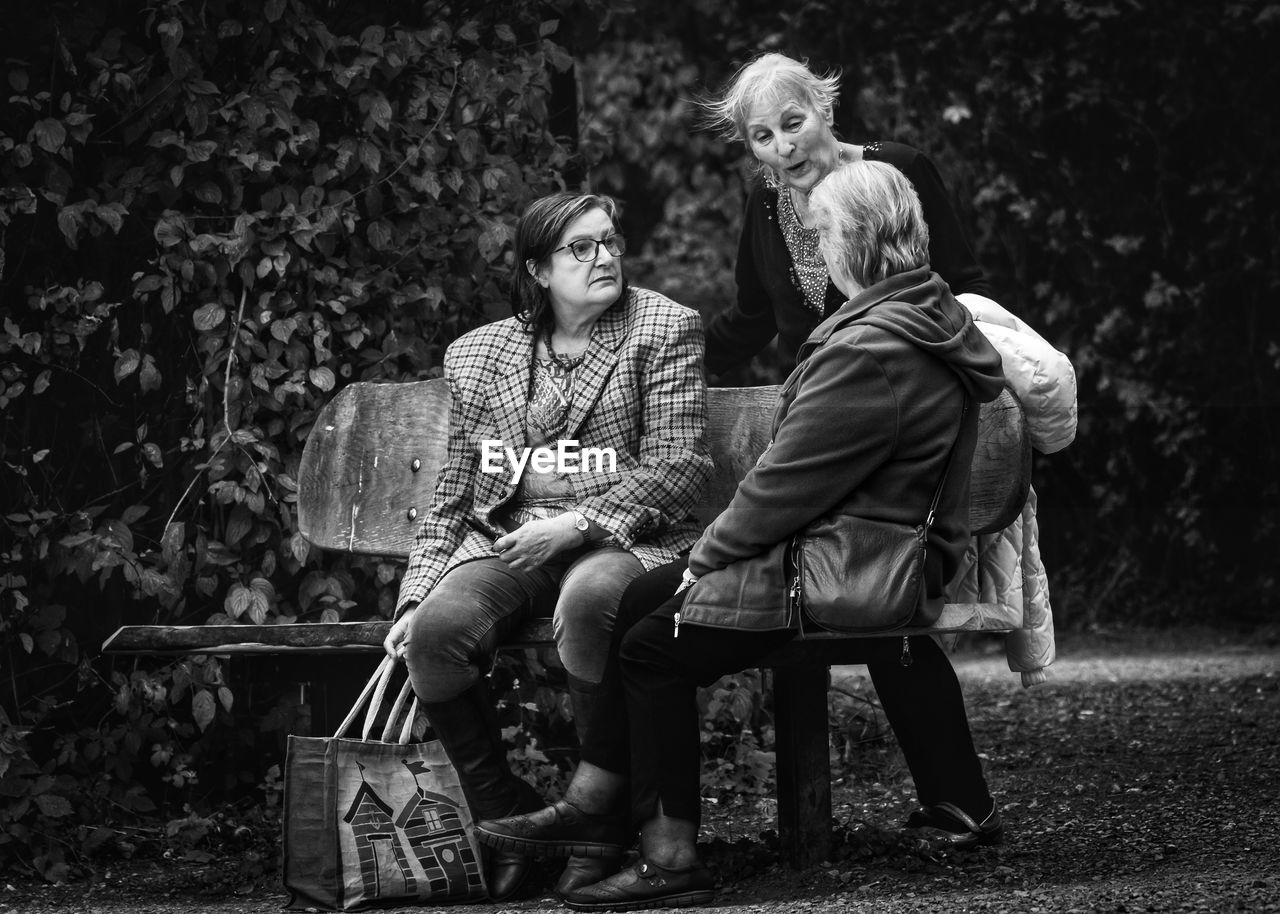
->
xmin=701 ymin=52 xmax=842 ymax=142
xmin=807 ymin=161 xmax=931 ymax=289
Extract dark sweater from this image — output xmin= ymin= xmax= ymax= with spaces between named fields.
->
xmin=705 ymin=141 xmax=992 ymax=377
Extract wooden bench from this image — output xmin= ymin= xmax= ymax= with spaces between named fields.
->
xmin=104 ymin=379 xmax=1030 ymax=868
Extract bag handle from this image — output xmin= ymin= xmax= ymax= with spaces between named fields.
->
xmin=923 ymin=391 xmax=970 ymax=532
xmin=333 ymin=655 xmax=420 ymax=745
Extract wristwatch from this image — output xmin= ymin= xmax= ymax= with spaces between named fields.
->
xmin=570 ymin=510 xmax=590 ymax=541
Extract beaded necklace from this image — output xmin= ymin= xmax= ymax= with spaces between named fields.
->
xmin=544 ymin=326 xmax=586 ymax=372
xmin=774 ymin=185 xmax=830 ymax=317
xmin=528 ymin=327 xmax=586 ymax=441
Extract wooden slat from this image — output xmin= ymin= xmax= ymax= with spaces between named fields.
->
xmin=102 ymin=620 xmax=549 ymax=654
xmin=101 ymin=599 xmax=1019 ymax=658
xmin=970 ymin=387 xmax=1031 ymax=535
xmin=698 ymin=386 xmax=779 ymax=526
xmin=297 ymin=380 xmax=451 ymax=557
xmin=296 ymin=381 xmax=1029 ymax=557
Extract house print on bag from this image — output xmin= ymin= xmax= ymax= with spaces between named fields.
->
xmin=342 ymin=762 xmax=419 ymax=899
xmin=396 ymin=759 xmax=483 ymax=896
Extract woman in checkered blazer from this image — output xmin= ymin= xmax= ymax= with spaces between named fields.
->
xmin=382 ymin=191 xmax=713 ymax=901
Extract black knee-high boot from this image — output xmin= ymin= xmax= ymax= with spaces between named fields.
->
xmin=567 ymin=674 xmax=601 ymax=748
xmin=422 ymin=680 xmax=542 ymax=901
xmin=556 ymin=675 xmax=626 ymax=897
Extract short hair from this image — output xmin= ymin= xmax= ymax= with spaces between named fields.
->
xmin=509 ymin=192 xmax=625 ymax=331
xmin=807 ymin=161 xmax=931 ymax=289
xmin=701 ymin=52 xmax=842 ymax=142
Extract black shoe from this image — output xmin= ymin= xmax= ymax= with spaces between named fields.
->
xmin=482 ymin=780 xmax=545 ymax=901
xmin=562 ymin=858 xmax=715 ymax=911
xmin=554 ymin=854 xmax=624 ymax=900
xmin=905 ymin=801 xmax=1004 ymax=850
xmin=476 ymin=799 xmax=628 ymax=858
xmin=484 ymin=847 xmax=532 ymax=901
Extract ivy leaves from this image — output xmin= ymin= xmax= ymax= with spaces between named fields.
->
xmin=0 ymin=0 xmax=574 ymax=881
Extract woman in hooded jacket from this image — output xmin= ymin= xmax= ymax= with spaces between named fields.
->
xmin=476 ymin=161 xmax=1007 ymax=911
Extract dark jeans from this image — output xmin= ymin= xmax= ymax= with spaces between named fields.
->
xmin=580 ymin=559 xmax=993 ymax=828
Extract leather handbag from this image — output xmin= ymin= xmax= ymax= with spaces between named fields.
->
xmin=793 ymin=395 xmax=968 ymax=634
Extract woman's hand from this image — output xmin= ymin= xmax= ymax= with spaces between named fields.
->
xmin=383 ymin=606 xmax=416 ymax=661
xmin=492 ymin=515 xmax=581 ymax=571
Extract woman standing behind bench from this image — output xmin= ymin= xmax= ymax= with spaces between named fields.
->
xmin=701 ymin=53 xmax=1063 ymax=699
xmin=478 ymin=161 xmax=1005 ymax=911
xmin=383 ymin=191 xmax=712 ymax=901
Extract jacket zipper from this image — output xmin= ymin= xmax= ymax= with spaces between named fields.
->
xmin=789 ymin=535 xmax=805 ymax=638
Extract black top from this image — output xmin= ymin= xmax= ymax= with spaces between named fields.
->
xmin=705 ymin=141 xmax=993 ymax=376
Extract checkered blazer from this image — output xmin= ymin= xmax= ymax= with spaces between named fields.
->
xmin=395 ymin=287 xmax=713 ymax=617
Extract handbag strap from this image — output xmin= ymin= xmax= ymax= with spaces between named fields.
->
xmin=922 ymin=391 xmax=971 ymax=531
xmin=333 ymin=655 xmax=420 ymax=745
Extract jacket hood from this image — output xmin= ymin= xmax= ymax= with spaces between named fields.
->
xmin=801 ymin=266 xmax=1005 ymax=402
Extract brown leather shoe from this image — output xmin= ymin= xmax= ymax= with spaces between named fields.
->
xmin=554 ymin=854 xmax=623 ymax=900
xmin=562 ymin=858 xmax=715 ymax=911
xmin=475 ymin=799 xmax=628 ymax=858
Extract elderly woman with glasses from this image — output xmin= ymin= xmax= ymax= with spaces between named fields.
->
xmin=383 ymin=191 xmax=712 ymax=901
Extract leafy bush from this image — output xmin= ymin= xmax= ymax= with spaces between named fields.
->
xmin=0 ymin=0 xmax=575 ymax=879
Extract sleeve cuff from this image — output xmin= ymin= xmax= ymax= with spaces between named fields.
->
xmin=1020 ymin=668 xmax=1048 ymax=688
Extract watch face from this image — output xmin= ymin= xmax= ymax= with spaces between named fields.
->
xmin=574 ymin=513 xmax=589 ymax=531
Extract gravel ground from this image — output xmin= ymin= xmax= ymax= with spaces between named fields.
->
xmin=4 ymin=626 xmax=1278 ymax=913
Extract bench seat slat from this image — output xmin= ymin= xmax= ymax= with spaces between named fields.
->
xmin=101 ymin=600 xmax=1017 ymax=658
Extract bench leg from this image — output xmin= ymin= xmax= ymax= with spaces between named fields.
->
xmin=772 ymin=663 xmax=831 ymax=868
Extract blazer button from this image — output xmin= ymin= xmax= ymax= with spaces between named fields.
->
xmin=410 ymin=458 xmax=422 ymax=472
xmin=407 ymin=507 xmax=418 ymax=521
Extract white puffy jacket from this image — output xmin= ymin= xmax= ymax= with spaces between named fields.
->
xmin=948 ymin=293 xmax=1078 ymax=687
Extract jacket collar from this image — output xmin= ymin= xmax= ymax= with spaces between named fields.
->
xmin=484 ymin=293 xmax=628 ymax=444
xmin=486 ymin=324 xmax=535 ymax=447
xmin=559 ymin=297 xmax=624 ymax=438
xmin=797 ymin=266 xmax=933 ymax=360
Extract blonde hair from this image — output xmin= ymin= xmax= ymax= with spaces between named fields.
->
xmin=808 ymin=161 xmax=931 ymax=289
xmin=701 ymin=52 xmax=842 ymax=142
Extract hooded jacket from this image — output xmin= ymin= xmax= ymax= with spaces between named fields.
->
xmin=683 ymin=266 xmax=1004 ymax=632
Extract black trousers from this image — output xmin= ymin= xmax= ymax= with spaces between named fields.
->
xmin=579 ymin=559 xmax=993 ymax=828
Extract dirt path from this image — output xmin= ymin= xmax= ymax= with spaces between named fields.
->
xmin=5 ymin=629 xmax=1278 ymax=913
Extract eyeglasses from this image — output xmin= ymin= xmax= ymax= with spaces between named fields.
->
xmin=552 ymin=233 xmax=627 ymax=262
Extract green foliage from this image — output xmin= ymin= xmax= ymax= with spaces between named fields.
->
xmin=699 ymin=670 xmax=776 ymax=799
xmin=0 ymin=0 xmax=574 ymax=879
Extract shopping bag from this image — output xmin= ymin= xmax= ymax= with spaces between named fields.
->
xmin=283 ymin=656 xmax=487 ymax=909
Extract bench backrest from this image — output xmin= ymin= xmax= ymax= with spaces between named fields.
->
xmin=297 ymin=381 xmax=1030 ymax=558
